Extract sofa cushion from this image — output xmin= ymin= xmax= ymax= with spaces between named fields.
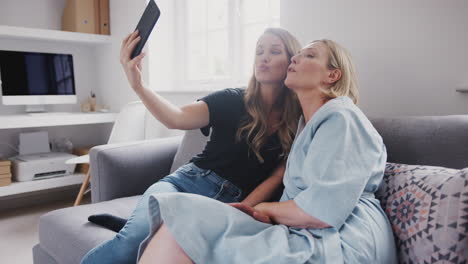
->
xmin=376 ymin=163 xmax=468 ymax=264
xmin=170 ymin=129 xmax=209 ymax=173
xmin=38 ymin=195 xmax=140 ymax=264
xmin=33 ymin=244 xmax=58 ymax=264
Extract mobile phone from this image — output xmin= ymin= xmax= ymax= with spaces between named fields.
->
xmin=131 ymin=0 xmax=161 ymax=59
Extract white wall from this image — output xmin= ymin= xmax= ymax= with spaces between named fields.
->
xmin=0 ymin=0 xmax=112 ymax=158
xmin=97 ymin=0 xmax=209 ymax=138
xmin=0 ymin=0 xmax=65 ymax=30
xmin=281 ymin=0 xmax=468 ymax=116
xmin=94 ymin=0 xmax=145 ymax=111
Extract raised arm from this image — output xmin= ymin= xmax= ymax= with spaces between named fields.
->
xmin=120 ymin=31 xmax=209 ymax=130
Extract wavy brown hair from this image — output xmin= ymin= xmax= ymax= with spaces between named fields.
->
xmin=236 ymin=28 xmax=302 ymax=163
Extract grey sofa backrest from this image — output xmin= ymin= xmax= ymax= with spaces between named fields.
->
xmin=170 ymin=129 xmax=209 ymax=173
xmin=370 ymin=115 xmax=468 ymax=169
xmin=171 ymin=115 xmax=468 ymax=173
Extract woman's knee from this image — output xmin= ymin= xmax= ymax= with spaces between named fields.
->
xmin=139 ymin=224 xmax=193 ymax=264
xmin=144 ymin=180 xmax=180 ymax=195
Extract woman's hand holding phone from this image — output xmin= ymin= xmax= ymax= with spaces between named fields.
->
xmin=120 ymin=30 xmax=146 ymax=92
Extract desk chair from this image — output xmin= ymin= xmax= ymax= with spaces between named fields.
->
xmin=68 ymin=101 xmax=147 ymax=206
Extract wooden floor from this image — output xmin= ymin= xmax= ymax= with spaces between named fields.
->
xmin=0 ymin=195 xmax=91 ymax=264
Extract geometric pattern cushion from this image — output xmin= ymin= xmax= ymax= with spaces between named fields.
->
xmin=376 ymin=163 xmax=468 ymax=264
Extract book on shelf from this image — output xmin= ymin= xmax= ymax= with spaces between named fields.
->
xmin=0 ymin=172 xmax=11 ymax=179
xmin=62 ymin=0 xmax=110 ymax=35
xmin=0 ymin=176 xmax=12 ymax=187
xmin=0 ymin=160 xmax=11 ymax=174
xmin=0 ymin=160 xmax=12 ymax=186
xmin=98 ymin=0 xmax=110 ymax=35
xmin=0 ymin=166 xmax=11 ymax=175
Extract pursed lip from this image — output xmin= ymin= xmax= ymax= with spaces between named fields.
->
xmin=257 ymin=64 xmax=269 ymax=71
xmin=288 ymin=66 xmax=296 ymax=72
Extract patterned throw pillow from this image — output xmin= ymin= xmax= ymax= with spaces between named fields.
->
xmin=376 ymin=163 xmax=468 ymax=264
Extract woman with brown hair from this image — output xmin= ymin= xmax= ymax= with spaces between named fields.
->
xmin=81 ymin=27 xmax=302 ymax=264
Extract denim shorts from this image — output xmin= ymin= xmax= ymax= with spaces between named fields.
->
xmin=160 ymin=162 xmax=243 ymax=203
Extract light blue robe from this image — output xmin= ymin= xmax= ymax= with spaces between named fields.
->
xmin=137 ymin=96 xmax=398 ymax=263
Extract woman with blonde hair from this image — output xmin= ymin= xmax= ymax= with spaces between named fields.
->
xmin=137 ymin=39 xmax=398 ymax=263
xmin=81 ymin=27 xmax=302 ymax=263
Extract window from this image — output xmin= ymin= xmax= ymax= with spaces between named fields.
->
xmin=174 ymin=0 xmax=280 ymax=90
xmin=240 ymin=0 xmax=280 ymax=80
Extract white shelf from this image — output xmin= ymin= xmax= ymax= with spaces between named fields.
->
xmin=0 ymin=25 xmax=112 ymax=45
xmin=0 ymin=112 xmax=117 ymax=129
xmin=0 ymin=173 xmax=85 ymax=197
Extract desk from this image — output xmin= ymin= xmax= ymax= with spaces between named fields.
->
xmin=0 ymin=112 xmax=116 ymax=197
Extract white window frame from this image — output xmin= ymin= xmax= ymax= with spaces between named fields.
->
xmin=171 ymin=0 xmax=279 ymax=91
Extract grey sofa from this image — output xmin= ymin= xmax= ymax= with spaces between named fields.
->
xmin=33 ymin=116 xmax=468 ymax=264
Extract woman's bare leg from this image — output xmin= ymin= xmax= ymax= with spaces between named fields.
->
xmin=139 ymin=223 xmax=194 ymax=264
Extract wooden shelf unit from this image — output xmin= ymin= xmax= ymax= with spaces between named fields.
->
xmin=0 ymin=173 xmax=86 ymax=198
xmin=0 ymin=112 xmax=117 ymax=129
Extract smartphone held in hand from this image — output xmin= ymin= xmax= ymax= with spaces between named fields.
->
xmin=131 ymin=0 xmax=161 ymax=59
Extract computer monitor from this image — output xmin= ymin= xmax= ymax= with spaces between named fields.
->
xmin=0 ymin=50 xmax=77 ymax=112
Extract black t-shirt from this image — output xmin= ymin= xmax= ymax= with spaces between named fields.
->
xmin=190 ymin=88 xmax=283 ymax=197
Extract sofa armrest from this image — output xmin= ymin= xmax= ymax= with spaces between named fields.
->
xmin=89 ymin=136 xmax=182 ymax=203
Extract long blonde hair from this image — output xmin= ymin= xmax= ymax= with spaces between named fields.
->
xmin=237 ymin=28 xmax=302 ymax=163
xmin=312 ymin=39 xmax=359 ymax=104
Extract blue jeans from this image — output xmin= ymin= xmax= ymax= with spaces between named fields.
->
xmin=80 ymin=163 xmax=242 ymax=264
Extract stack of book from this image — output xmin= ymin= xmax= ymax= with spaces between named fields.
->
xmin=0 ymin=160 xmax=12 ymax=187
xmin=62 ymin=0 xmax=110 ymax=35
